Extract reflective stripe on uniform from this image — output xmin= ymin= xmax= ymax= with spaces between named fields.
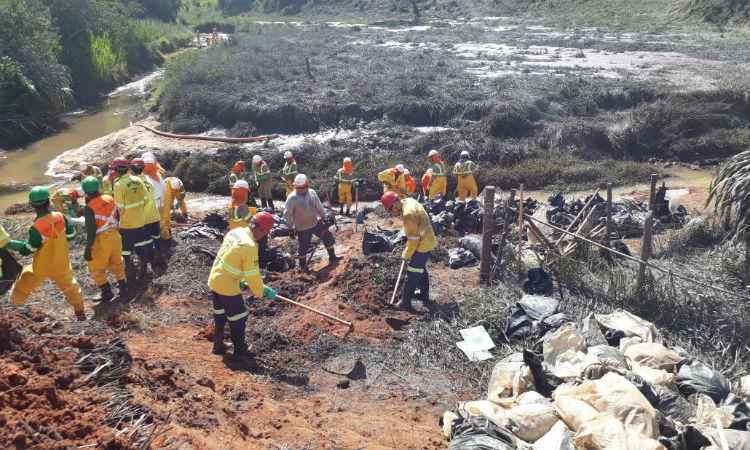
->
xmin=122 ymin=250 xmax=131 ymax=256
xmin=227 ymin=311 xmax=249 ymax=322
xmin=407 ymin=235 xmax=421 ymax=241
xmin=117 ymin=200 xmax=145 ymax=209
xmin=213 ymin=309 xmax=226 ymax=315
xmin=94 ymin=213 xmax=118 ymax=234
xmin=220 ymin=260 xmax=259 ymax=277
xmin=134 ymin=238 xmax=153 ymax=247
xmin=407 ymin=266 xmax=424 ymax=273
xmin=25 ymin=243 xmax=37 ymax=252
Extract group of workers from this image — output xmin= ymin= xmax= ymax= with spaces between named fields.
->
xmin=0 ymin=147 xmax=476 ymax=359
xmin=0 ymin=154 xmax=187 ymax=320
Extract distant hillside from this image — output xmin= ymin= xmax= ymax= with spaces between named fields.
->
xmin=685 ymin=0 xmax=750 ymax=24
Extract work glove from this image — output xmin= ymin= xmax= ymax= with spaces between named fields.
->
xmin=262 ymin=286 xmax=277 ymax=300
xmin=84 ymin=246 xmax=93 ymax=262
xmin=401 ymin=252 xmax=411 ymax=263
xmin=239 ymin=281 xmax=248 ymax=291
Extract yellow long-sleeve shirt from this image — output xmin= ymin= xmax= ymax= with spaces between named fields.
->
xmin=114 ymin=175 xmax=147 ymax=230
xmin=208 ymin=227 xmax=264 ymax=297
xmin=402 ymin=198 xmax=437 ymax=260
xmin=378 ymin=168 xmax=406 ymax=195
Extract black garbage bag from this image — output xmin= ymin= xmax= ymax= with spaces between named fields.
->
xmin=504 ymin=295 xmax=560 ymax=341
xmin=363 ymin=231 xmax=392 ymax=255
xmin=676 ymin=360 xmax=731 ymax=404
xmin=523 ymin=267 xmax=554 ymax=295
xmin=723 ymin=394 xmax=750 ymax=431
xmin=262 ymin=246 xmax=296 ymax=272
xmin=203 ymin=212 xmax=228 ymax=231
xmin=650 ymin=384 xmax=695 ymax=424
xmin=448 ymin=248 xmax=478 ymax=269
xmin=447 ymin=416 xmax=517 ymax=450
xmin=659 ymin=425 xmax=712 ymax=450
xmin=178 ymin=223 xmax=225 ymax=240
xmin=505 ymin=308 xmax=538 ymax=341
xmin=0 ymin=248 xmax=22 ymax=296
xmin=460 ymin=236 xmax=482 ymax=259
xmin=523 ymin=349 xmax=563 ymax=397
xmin=541 ymin=312 xmax=572 ymax=331
xmin=427 ymin=196 xmax=447 ymax=215
xmin=549 ymin=192 xmax=565 ymax=208
xmin=431 ymin=211 xmax=453 ymax=234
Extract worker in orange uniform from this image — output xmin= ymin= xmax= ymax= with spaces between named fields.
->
xmin=228 ymin=180 xmax=255 ymax=230
xmin=335 ymin=157 xmax=355 ymax=216
xmin=281 ymin=151 xmax=298 ymax=198
xmin=377 ymin=164 xmax=407 ymax=198
xmin=51 ymin=188 xmax=83 ymax=218
xmin=207 ymin=212 xmax=278 ymax=357
xmin=420 ymin=169 xmax=433 ymax=202
xmin=81 ymin=176 xmax=130 ymax=303
xmin=161 ymin=176 xmax=187 ymax=239
xmin=252 ymin=155 xmax=274 ymax=211
xmin=453 ymin=150 xmax=479 ymax=202
xmin=427 ymin=150 xmax=447 ymax=199
xmin=112 ymin=157 xmax=152 ymax=286
xmin=381 ymin=191 xmax=437 ymax=312
xmin=229 ymin=160 xmax=257 ymax=207
xmin=6 ymin=186 xmax=86 ymax=321
xmin=131 ymin=158 xmax=166 ymax=276
xmin=403 ymin=168 xmax=417 ymax=198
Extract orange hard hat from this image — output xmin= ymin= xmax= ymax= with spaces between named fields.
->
xmin=110 ymin=157 xmax=130 ymax=169
xmin=252 ymin=211 xmax=275 ymax=233
xmin=381 ymin=191 xmax=400 ymax=210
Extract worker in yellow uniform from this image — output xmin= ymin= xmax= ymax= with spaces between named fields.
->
xmin=51 ymin=188 xmax=83 ymax=218
xmin=6 ymin=186 xmax=86 ymax=321
xmin=228 ymin=180 xmax=254 ymax=230
xmin=131 ymin=158 xmax=166 ymax=276
xmin=252 ymin=155 xmax=274 ymax=211
xmin=377 ymin=164 xmax=407 ymax=198
xmin=81 ymin=176 xmax=129 ymax=303
xmin=101 ymin=160 xmax=120 ymax=197
xmin=207 ymin=212 xmax=278 ymax=357
xmin=74 ymin=162 xmax=103 ymax=182
xmin=335 ymin=157 xmax=355 ymax=216
xmin=112 ymin=157 xmax=153 ymax=287
xmin=427 ymin=150 xmax=448 ymax=199
xmin=161 ymin=176 xmax=187 ymax=239
xmin=281 ymin=151 xmax=298 ymax=198
xmin=453 ymin=150 xmax=479 ymax=202
xmin=381 ymin=191 xmax=437 ymax=312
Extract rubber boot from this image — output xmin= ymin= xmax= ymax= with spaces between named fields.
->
xmin=75 ymin=310 xmax=87 ymax=321
xmin=345 ymin=206 xmax=351 ymax=216
xmin=229 ymin=318 xmax=249 ymax=357
xmin=213 ymin=320 xmax=227 ymax=355
xmin=94 ymin=283 xmax=114 ymax=303
xmin=395 ymin=283 xmax=416 ymax=312
xmin=138 ymin=256 xmax=152 ymax=285
xmin=327 ymin=247 xmax=341 ymax=264
xmin=150 ymin=248 xmax=167 ymax=277
xmin=419 ymin=276 xmax=434 ymax=311
xmin=300 ymin=258 xmax=310 ymax=274
xmin=117 ymin=280 xmax=133 ymax=301
xmin=339 ymin=205 xmax=344 ymax=216
xmin=124 ymin=256 xmax=137 ymax=286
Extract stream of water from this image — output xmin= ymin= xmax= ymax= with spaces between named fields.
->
xmin=0 ymin=71 xmax=160 ymax=211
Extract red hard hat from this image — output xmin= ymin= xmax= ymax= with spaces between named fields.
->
xmin=251 ymin=211 xmax=275 ymax=233
xmin=131 ymin=158 xmax=144 ymax=167
xmin=111 ymin=157 xmax=130 ymax=169
xmin=381 ymin=191 xmax=400 ymax=210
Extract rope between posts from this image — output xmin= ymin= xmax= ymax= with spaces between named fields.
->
xmin=524 ymin=213 xmax=749 ymax=299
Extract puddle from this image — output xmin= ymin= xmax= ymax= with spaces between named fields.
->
xmin=243 ymin=129 xmax=356 ymax=152
xmin=185 ymin=194 xmax=229 ymax=213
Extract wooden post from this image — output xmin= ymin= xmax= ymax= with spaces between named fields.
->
xmin=648 ymin=174 xmax=657 ymax=212
xmin=745 ymin=232 xmax=750 ymax=284
xmin=480 ymin=186 xmax=496 ymax=286
xmin=606 ymin=183 xmax=613 ymax=246
xmin=636 ymin=212 xmax=654 ymax=293
xmin=517 ymin=184 xmax=524 ymax=267
xmin=495 ymin=189 xmax=516 ymax=281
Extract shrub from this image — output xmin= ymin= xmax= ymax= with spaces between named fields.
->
xmin=481 ymin=103 xmax=540 ymax=138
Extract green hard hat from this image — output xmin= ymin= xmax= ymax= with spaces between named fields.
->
xmin=29 ymin=186 xmax=50 ymax=204
xmin=81 ymin=176 xmax=101 ymax=195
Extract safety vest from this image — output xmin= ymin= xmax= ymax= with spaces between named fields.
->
xmin=430 ymin=161 xmax=447 ymax=177
xmin=421 ymin=172 xmax=432 ymax=193
xmin=114 ymin=175 xmax=147 ymax=230
xmin=228 ymin=202 xmax=253 ymax=230
xmin=101 ymin=174 xmax=117 ymax=196
xmin=402 ymin=198 xmax=437 ymax=259
xmin=254 ymin=162 xmax=271 ymax=183
xmin=228 ymin=171 xmax=246 ymax=188
xmin=336 ymin=168 xmax=355 ymax=185
xmin=208 ymin=227 xmax=263 ymax=297
xmin=31 ymin=212 xmax=71 ymax=277
xmin=88 ymin=195 xmax=118 ymax=234
xmin=282 ymin=161 xmax=297 ymax=181
xmin=405 ymin=175 xmax=417 ymax=194
xmin=140 ymin=175 xmax=161 ymax=224
xmin=454 ymin=160 xmax=477 ymax=176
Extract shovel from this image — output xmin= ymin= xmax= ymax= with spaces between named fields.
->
xmin=389 ymin=260 xmax=406 ymax=305
xmin=276 ymin=294 xmax=353 ymax=332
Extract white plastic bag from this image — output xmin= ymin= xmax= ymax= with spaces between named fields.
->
xmin=543 ymin=323 xmax=585 ymax=367
xmin=595 ymin=310 xmax=660 ymax=343
xmin=488 ymin=353 xmax=533 ymax=407
xmin=624 ymin=342 xmax=685 ymax=371
xmin=533 ymin=420 xmax=574 ymax=450
xmin=507 ymin=403 xmax=559 ymax=443
xmin=632 ymin=363 xmax=675 ymax=387
xmin=694 ymin=394 xmax=734 ymax=429
xmin=587 ymin=345 xmax=628 ymax=369
xmin=518 ymin=391 xmax=550 ymax=406
xmin=552 ymin=350 xmax=600 ymax=379
xmin=573 ymin=413 xmax=665 ymax=450
xmin=554 ymin=395 xmax=599 ymax=432
xmin=442 ymin=410 xmax=459 ymax=439
xmin=460 ymin=400 xmax=510 ymax=428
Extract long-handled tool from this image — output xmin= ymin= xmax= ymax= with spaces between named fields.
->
xmin=276 ymin=294 xmax=353 ymax=331
xmin=389 ymin=260 xmax=406 ymax=305
xmin=354 ymin=184 xmax=359 ymax=232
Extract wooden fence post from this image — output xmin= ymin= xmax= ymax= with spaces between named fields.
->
xmin=495 ymin=189 xmax=516 ymax=281
xmin=606 ymin=183 xmax=613 ymax=246
xmin=636 ymin=212 xmax=654 ymax=293
xmin=745 ymin=232 xmax=750 ymax=284
xmin=517 ymin=184 xmax=525 ymax=271
xmin=648 ymin=174 xmax=657 ymax=212
xmin=480 ymin=186 xmax=496 ymax=286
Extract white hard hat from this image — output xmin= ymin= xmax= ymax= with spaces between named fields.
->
xmin=284 ymin=151 xmax=294 ymax=159
xmin=428 ymin=150 xmax=439 ymax=157
xmin=169 ymin=178 xmax=183 ymax=190
xmin=293 ymin=174 xmax=308 ymax=187
xmin=78 ymin=162 xmax=89 ymax=170
xmin=233 ymin=180 xmax=249 ymax=190
xmin=142 ymin=151 xmax=155 ymax=160
xmin=460 ymin=150 xmax=470 ymax=157
xmin=252 ymin=155 xmax=262 ymax=164
xmin=403 ymin=169 xmax=410 ymax=176
xmin=395 ymin=164 xmax=405 ymax=172
xmin=143 ymin=154 xmax=156 ymax=164
xmin=343 ymin=157 xmax=352 ymax=163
